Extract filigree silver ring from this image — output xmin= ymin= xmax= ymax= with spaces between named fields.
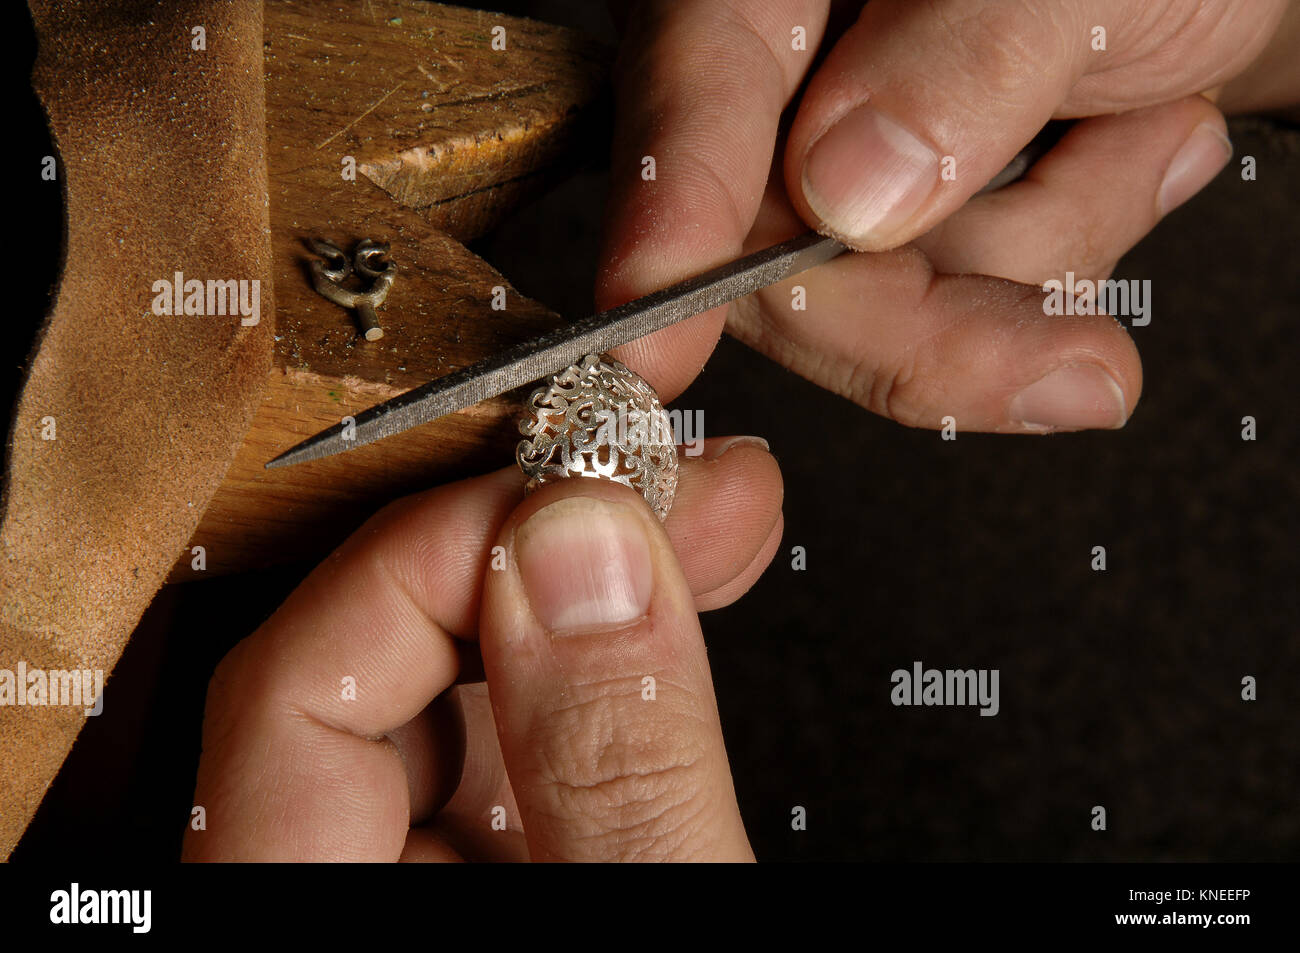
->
xmin=516 ymin=353 xmax=678 ymax=520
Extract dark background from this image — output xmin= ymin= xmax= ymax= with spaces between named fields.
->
xmin=11 ymin=1 xmax=1297 ymax=862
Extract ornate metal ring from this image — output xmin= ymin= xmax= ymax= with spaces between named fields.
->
xmin=516 ymin=353 xmax=678 ymax=520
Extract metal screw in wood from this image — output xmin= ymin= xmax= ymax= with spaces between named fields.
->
xmin=307 ymin=238 xmax=397 ymax=341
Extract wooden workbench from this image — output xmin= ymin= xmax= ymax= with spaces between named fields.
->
xmin=172 ymin=0 xmax=609 ymax=578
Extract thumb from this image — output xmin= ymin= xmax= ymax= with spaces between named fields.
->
xmin=786 ymin=0 xmax=1100 ymax=250
xmin=478 ymin=478 xmax=753 ymax=862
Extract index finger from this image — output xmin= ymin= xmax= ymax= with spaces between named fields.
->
xmin=599 ymin=0 xmax=825 ymax=400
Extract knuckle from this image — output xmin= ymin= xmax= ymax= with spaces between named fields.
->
xmin=202 ymin=635 xmax=290 ymax=751
xmin=874 ymin=355 xmax=931 ymax=429
xmin=843 ymin=346 xmax=932 ymax=428
xmin=200 ymin=640 xmax=259 ymax=756
xmin=525 ymin=679 xmax=716 ymax=859
xmin=1049 ymin=205 xmax=1127 ymax=282
xmin=938 ymin=2 xmax=1064 ymax=102
xmin=205 ymin=639 xmax=250 ymax=721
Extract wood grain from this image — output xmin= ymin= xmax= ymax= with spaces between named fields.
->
xmin=170 ymin=0 xmax=608 ymax=579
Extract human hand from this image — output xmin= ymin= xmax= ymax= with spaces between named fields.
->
xmin=600 ymin=0 xmax=1289 ymax=433
xmin=182 ymin=437 xmax=778 ymax=861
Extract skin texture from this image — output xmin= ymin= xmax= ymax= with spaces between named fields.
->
xmin=598 ymin=0 xmax=1288 ymax=432
xmin=186 ymin=1 xmax=1296 ymax=860
xmin=184 ymin=439 xmax=775 ymax=861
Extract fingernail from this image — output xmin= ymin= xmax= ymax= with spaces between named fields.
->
xmin=802 ymin=106 xmax=940 ymax=246
xmin=515 ymin=496 xmax=653 ymax=633
xmin=1157 ymin=123 xmax=1232 ymax=217
xmin=702 ymin=435 xmax=769 ymax=460
xmin=1009 ymin=365 xmax=1128 ymax=431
